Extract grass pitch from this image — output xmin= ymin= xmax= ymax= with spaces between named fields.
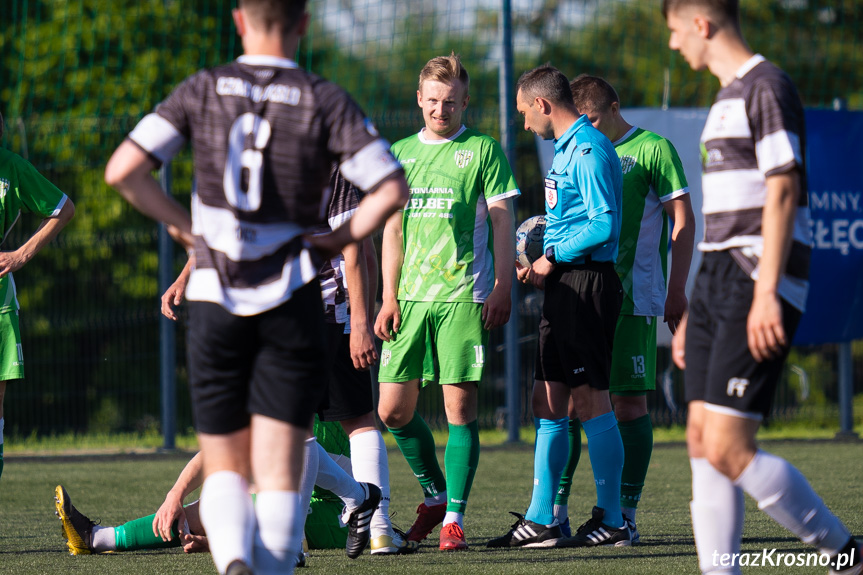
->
xmin=2 ymin=440 xmax=861 ymax=574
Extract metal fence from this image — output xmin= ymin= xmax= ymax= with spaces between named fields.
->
xmin=1 ymin=0 xmax=862 ymax=440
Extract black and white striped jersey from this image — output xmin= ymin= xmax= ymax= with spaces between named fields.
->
xmin=128 ymin=55 xmax=402 ymax=316
xmin=318 ymin=166 xmax=363 ymax=330
xmin=699 ymin=54 xmax=811 ymax=311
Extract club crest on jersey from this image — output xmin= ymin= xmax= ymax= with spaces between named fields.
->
xmin=620 ymin=155 xmax=636 ymax=175
xmin=0 ymin=178 xmax=8 ymax=200
xmin=544 ymin=178 xmax=558 ymax=209
xmin=454 ymin=150 xmax=473 ymax=169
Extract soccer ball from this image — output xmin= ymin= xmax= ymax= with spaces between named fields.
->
xmin=515 ymin=215 xmax=546 ymax=268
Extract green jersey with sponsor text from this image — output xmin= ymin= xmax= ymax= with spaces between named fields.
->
xmin=613 ymin=127 xmax=688 ymax=316
xmin=0 ymin=149 xmax=70 ymax=314
xmin=392 ymin=126 xmax=519 ymax=303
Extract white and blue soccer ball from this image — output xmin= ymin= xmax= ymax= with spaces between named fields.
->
xmin=515 ymin=215 xmax=546 ymax=268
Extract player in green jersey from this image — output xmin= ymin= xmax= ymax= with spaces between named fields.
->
xmin=553 ymin=76 xmax=695 ymax=541
xmin=374 ymin=53 xmax=519 ymax=551
xmin=0 ymin=110 xmax=75 ymax=481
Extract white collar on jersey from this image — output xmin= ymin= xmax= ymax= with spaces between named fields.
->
xmin=237 ymin=55 xmax=299 ymax=69
xmin=735 ymin=54 xmax=766 ymax=79
xmin=613 ymin=125 xmax=639 ymax=146
xmin=417 ymin=125 xmax=467 ymax=144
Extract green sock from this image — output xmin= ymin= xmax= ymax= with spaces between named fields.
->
xmin=619 ymin=414 xmax=653 ymax=509
xmin=114 ymin=514 xmax=181 ymax=551
xmin=388 ymin=411 xmax=447 ymax=499
xmin=443 ymin=420 xmax=479 ymax=513
xmin=554 ymin=419 xmax=582 ymax=505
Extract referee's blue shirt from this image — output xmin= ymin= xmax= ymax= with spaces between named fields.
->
xmin=542 ymin=114 xmax=622 ymax=264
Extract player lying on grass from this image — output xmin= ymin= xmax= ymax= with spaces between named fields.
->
xmin=54 ymin=421 xmax=383 ymax=562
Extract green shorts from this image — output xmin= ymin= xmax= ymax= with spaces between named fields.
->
xmin=378 ymin=301 xmax=488 ymax=385
xmin=610 ymin=314 xmax=656 ymax=394
xmin=0 ymin=311 xmax=24 ymax=381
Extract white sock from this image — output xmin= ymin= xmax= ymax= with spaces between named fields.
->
xmin=254 ymin=490 xmax=302 ymax=575
xmin=91 ymin=525 xmax=116 ymax=552
xmin=443 ymin=511 xmax=463 ymax=528
xmin=425 ymin=491 xmax=447 ymax=506
xmin=314 ymin=441 xmax=365 ymax=509
xmin=298 ymin=437 xmax=319 ymax=524
xmin=735 ymin=450 xmax=851 ymax=556
xmin=553 ymin=504 xmax=568 ymax=524
xmin=199 ymin=471 xmax=255 ymax=574
xmin=328 ymin=452 xmax=353 ymax=476
xmin=690 ymin=458 xmax=744 ymax=574
xmin=349 ymin=430 xmax=392 ymax=537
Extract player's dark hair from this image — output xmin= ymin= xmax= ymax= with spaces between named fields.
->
xmin=516 ymin=64 xmax=573 ymax=108
xmin=570 ymin=74 xmax=619 ymax=116
xmin=419 ymin=52 xmax=470 ymax=96
xmin=238 ymin=0 xmax=307 ymax=33
xmin=661 ymin=0 xmax=740 ymax=29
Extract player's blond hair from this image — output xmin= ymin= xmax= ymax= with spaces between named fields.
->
xmin=418 ymin=53 xmax=470 ymax=96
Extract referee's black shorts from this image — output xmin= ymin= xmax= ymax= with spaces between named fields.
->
xmin=684 ymin=251 xmax=802 ymax=417
xmin=534 ymin=261 xmax=622 ymax=389
xmin=187 ymin=281 xmax=329 ymax=435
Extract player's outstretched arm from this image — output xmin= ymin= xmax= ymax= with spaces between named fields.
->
xmin=483 ymin=200 xmax=515 ymax=329
xmin=374 ymin=210 xmax=404 ymax=341
xmin=0 ymin=198 xmax=74 ymax=279
xmin=161 ymin=255 xmax=195 ymax=321
xmin=153 ymin=452 xmax=205 ymax=542
xmin=663 ymin=194 xmax=695 ymax=334
xmin=343 ymin=236 xmax=378 ymax=370
xmin=105 ymin=140 xmax=194 ymax=250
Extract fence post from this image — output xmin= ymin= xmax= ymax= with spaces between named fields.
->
xmin=158 ymin=163 xmax=177 ymax=450
xmin=500 ymin=0 xmax=521 ymax=443
xmin=836 ymin=342 xmax=857 ymax=439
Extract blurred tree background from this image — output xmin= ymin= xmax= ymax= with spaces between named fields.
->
xmin=0 ymin=0 xmax=860 ymax=437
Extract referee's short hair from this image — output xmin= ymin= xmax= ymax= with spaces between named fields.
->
xmin=239 ymin=0 xmax=307 ymax=33
xmin=570 ymin=74 xmax=619 ymax=115
xmin=516 ymin=64 xmax=572 ymax=107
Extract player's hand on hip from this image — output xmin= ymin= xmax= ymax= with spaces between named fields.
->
xmin=747 ymin=291 xmax=786 ymax=362
xmin=350 ymin=322 xmax=378 ymax=370
xmin=482 ymin=285 xmax=512 ymax=330
xmin=671 ymin=313 xmax=687 ymax=370
xmin=374 ymin=298 xmax=401 ymax=341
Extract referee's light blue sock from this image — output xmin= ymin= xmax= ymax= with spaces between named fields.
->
xmin=525 ymin=417 xmax=569 ymax=526
xmin=582 ymin=411 xmax=624 ymax=528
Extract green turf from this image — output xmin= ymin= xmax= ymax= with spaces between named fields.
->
xmin=2 ymin=441 xmax=861 ymax=574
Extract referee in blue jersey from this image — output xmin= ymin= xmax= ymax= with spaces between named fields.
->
xmin=487 ymin=64 xmax=628 ymax=549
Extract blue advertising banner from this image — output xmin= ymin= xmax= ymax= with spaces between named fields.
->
xmin=795 ymin=109 xmax=863 ymax=345
xmin=537 ymin=108 xmax=863 ymax=345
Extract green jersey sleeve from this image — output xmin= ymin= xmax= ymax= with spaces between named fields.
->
xmin=481 ymin=137 xmax=519 ymax=204
xmin=649 ymin=137 xmax=688 ymax=203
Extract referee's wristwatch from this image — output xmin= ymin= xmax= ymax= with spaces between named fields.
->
xmin=545 ymin=246 xmax=557 ymax=265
